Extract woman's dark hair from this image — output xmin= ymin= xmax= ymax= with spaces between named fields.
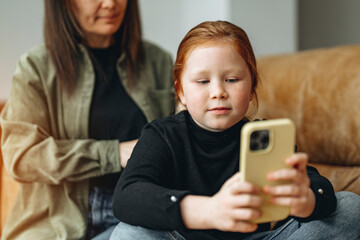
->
xmin=44 ymin=0 xmax=143 ymax=93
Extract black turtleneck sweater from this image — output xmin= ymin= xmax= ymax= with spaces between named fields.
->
xmin=113 ymin=111 xmax=336 ymax=240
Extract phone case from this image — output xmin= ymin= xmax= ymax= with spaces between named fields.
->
xmin=239 ymin=118 xmax=295 ymax=223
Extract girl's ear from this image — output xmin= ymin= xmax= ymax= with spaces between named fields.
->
xmin=178 ymin=90 xmax=186 ymax=106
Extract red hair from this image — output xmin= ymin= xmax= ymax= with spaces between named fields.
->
xmin=173 ymin=21 xmax=260 ymax=111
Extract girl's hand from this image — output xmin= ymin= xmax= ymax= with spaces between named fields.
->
xmin=180 ymin=172 xmax=263 ymax=233
xmin=263 ymin=152 xmax=315 ymax=218
xmin=207 ymin=172 xmax=262 ymax=232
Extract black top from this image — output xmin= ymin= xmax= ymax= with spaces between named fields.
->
xmin=113 ymin=111 xmax=337 ymax=240
xmin=88 ymin=43 xmax=147 ymax=188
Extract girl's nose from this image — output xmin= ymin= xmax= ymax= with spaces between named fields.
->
xmin=210 ymin=82 xmax=228 ymax=99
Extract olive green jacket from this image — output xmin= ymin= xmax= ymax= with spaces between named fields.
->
xmin=0 ymin=41 xmax=174 ymax=240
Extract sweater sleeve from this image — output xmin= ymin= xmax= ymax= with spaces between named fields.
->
xmin=113 ymin=123 xmax=190 ymax=230
xmin=0 ymin=50 xmax=121 ymax=185
xmin=295 ymin=165 xmax=337 ymax=221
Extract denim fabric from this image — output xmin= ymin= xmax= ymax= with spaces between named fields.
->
xmin=278 ymin=191 xmax=360 ymax=240
xmin=244 ymin=191 xmax=360 ymax=240
xmin=109 ymin=222 xmax=185 ymax=240
xmin=92 ymin=225 xmax=117 ymax=240
xmin=85 ymin=187 xmax=120 ymax=239
xmin=109 ymin=191 xmax=360 ymax=240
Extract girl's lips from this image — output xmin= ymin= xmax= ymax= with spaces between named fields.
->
xmin=209 ymin=107 xmax=231 ymax=115
xmin=210 ymin=107 xmax=231 ymax=110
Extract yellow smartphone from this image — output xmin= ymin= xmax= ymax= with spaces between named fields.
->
xmin=239 ymin=118 xmax=295 ymax=223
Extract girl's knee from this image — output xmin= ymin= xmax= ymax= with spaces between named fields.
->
xmin=336 ymin=191 xmax=360 ymax=206
xmin=335 ymin=191 xmax=360 ymax=220
xmin=109 ymin=222 xmax=175 ymax=240
xmin=109 ymin=222 xmax=140 ymax=240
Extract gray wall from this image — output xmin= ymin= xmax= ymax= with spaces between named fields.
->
xmin=0 ymin=0 xmax=297 ymax=100
xmin=0 ymin=0 xmax=43 ymax=101
xmin=139 ymin=0 xmax=231 ymax=60
xmin=139 ymin=0 xmax=297 ymax=59
xmin=299 ymin=0 xmax=360 ymax=50
xmin=229 ymin=0 xmax=297 ymax=56
xmin=1 ymin=1 xmax=359 ymax=100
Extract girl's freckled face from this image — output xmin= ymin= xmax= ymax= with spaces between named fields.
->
xmin=179 ymin=43 xmax=253 ymax=132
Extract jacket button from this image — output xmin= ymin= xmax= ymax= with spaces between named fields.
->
xmin=170 ymin=195 xmax=177 ymax=202
xmin=318 ymin=188 xmax=324 ymax=194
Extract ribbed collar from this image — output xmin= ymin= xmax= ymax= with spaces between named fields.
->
xmin=183 ymin=111 xmax=248 ymax=144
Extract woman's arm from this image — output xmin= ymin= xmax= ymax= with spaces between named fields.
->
xmin=0 ymin=50 xmax=121 ymax=184
xmin=119 ymin=139 xmax=137 ymax=168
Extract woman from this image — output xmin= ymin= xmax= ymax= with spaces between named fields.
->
xmin=0 ymin=0 xmax=174 ymax=239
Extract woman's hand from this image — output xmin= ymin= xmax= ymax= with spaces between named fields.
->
xmin=119 ymin=139 xmax=138 ymax=168
xmin=263 ymin=152 xmax=316 ymax=218
xmin=180 ymin=172 xmax=262 ymax=233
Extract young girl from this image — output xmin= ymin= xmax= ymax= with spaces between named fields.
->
xmin=110 ymin=21 xmax=360 ymax=240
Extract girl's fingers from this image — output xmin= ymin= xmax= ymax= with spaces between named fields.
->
xmin=285 ymin=152 xmax=308 ymax=171
xmin=269 ymin=196 xmax=297 ymax=207
xmin=230 ymin=208 xmax=262 ymax=221
xmin=227 ymin=221 xmax=258 ymax=233
xmin=222 ymin=172 xmax=259 ymax=195
xmin=223 ymin=172 xmax=242 ymax=187
xmin=228 ymin=194 xmax=263 ymax=208
xmin=263 ymin=184 xmax=308 ymax=197
xmin=268 ymin=168 xmax=302 ymax=182
xmin=229 ymin=181 xmax=260 ymax=195
xmin=269 ymin=194 xmax=309 ymax=208
xmin=269 ymin=189 xmax=316 ymax=218
xmin=267 ymin=168 xmax=309 ymax=186
xmin=268 ymin=153 xmax=308 ymax=183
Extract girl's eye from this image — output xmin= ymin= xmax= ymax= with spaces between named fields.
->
xmin=226 ymin=78 xmax=238 ymax=83
xmin=197 ymin=79 xmax=209 ymax=84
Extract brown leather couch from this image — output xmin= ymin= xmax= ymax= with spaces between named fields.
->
xmin=254 ymin=44 xmax=360 ymax=196
xmin=0 ymin=101 xmax=19 ymax=236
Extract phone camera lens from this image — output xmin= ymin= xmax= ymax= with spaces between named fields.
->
xmin=250 ymin=142 xmax=259 ymax=150
xmin=250 ymin=130 xmax=270 ymax=151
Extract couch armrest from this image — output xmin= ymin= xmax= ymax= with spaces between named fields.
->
xmin=0 ymin=101 xmax=19 ymax=235
xmin=309 ymin=163 xmax=360 ymax=196
xmin=255 ymin=44 xmax=360 ymax=167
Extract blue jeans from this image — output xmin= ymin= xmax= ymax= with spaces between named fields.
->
xmin=109 ymin=191 xmax=360 ymax=240
xmin=85 ymin=187 xmax=120 ymax=239
xmin=92 ymin=225 xmax=117 ymax=240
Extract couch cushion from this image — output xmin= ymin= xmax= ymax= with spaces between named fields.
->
xmin=255 ymin=44 xmax=360 ymax=166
